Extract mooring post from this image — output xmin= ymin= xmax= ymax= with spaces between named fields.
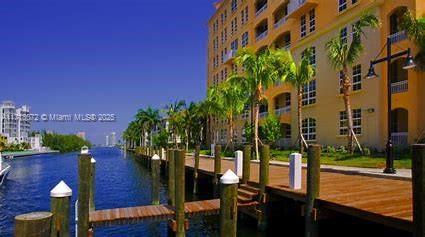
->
xmin=174 ymin=149 xmax=186 ymax=237
xmin=167 ymin=149 xmax=175 ymax=206
xmin=220 ymin=169 xmax=239 ymax=237
xmin=78 ymin=148 xmax=92 ymax=237
xmin=152 ymin=154 xmax=161 ymax=205
xmin=289 ymin=153 xmax=302 ymax=190
xmin=193 ymin=145 xmax=200 ymax=194
xmin=89 ymin=158 xmax=96 ymax=211
xmin=412 ymin=144 xmax=425 ymax=237
xmin=50 ymin=181 xmax=72 ymax=237
xmin=15 ymin=212 xmax=53 ymax=237
xmin=234 ymin=150 xmax=243 ymax=177
xmin=242 ymin=145 xmax=251 ymax=184
xmin=258 ymin=145 xmax=270 ymax=231
xmin=213 ymin=145 xmax=222 ymax=197
xmin=305 ymin=144 xmax=321 ymax=237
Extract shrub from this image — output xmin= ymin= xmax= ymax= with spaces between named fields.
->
xmin=363 ymin=147 xmax=371 ymax=156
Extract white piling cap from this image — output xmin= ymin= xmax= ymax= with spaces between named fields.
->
xmin=91 ymin=158 xmax=96 ymax=163
xmin=220 ymin=169 xmax=239 ymax=184
xmin=290 ymin=153 xmax=302 ymax=158
xmin=81 ymin=146 xmax=89 ymax=154
xmin=50 ymin=181 xmax=72 ymax=198
xmin=152 ymin=154 xmax=160 ymax=160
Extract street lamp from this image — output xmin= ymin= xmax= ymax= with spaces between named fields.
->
xmin=365 ymin=31 xmax=416 ymax=174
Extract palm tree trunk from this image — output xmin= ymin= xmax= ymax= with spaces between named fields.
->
xmin=342 ymin=68 xmax=354 ymax=154
xmin=228 ymin=113 xmax=234 ymax=152
xmin=254 ymin=103 xmax=260 ymax=160
xmin=185 ymin=129 xmax=189 ymax=152
xmin=297 ymin=89 xmax=304 ymax=154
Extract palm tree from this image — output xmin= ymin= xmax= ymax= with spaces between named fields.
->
xmin=135 ymin=109 xmax=148 ymax=146
xmin=140 ymin=106 xmax=161 ymax=146
xmin=208 ymin=81 xmax=247 ymax=152
xmin=165 ymin=100 xmax=186 ymax=148
xmin=401 ymin=10 xmax=425 ymax=70
xmin=229 ymin=48 xmax=287 ymax=159
xmin=204 ymin=86 xmax=224 ymax=145
xmin=277 ymin=50 xmax=315 ymax=153
xmin=325 ymin=13 xmax=379 ymax=154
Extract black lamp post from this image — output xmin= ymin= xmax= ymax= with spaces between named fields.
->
xmin=366 ymin=31 xmax=416 ymax=174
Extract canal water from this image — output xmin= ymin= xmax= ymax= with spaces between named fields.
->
xmin=0 ymin=147 xmax=265 ymax=236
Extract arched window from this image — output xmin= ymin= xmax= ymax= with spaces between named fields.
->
xmin=302 ymin=118 xmax=316 ymax=142
xmin=389 ymin=7 xmax=407 ymax=35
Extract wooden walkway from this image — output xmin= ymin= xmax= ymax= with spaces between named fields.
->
xmin=89 ymin=199 xmax=221 ymax=227
xmin=184 ymin=155 xmax=413 ymax=232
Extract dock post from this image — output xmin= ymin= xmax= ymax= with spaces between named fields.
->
xmin=152 ymin=154 xmax=161 ymax=205
xmin=220 ymin=170 xmax=239 ymax=237
xmin=167 ymin=149 xmax=175 ymax=206
xmin=50 ymin=181 xmax=72 ymax=237
xmin=213 ymin=145 xmax=222 ymax=197
xmin=412 ymin=144 xmax=425 ymax=237
xmin=193 ymin=145 xmax=200 ymax=194
xmin=175 ymin=150 xmax=186 ymax=237
xmin=235 ymin=150 xmax=243 ymax=177
xmin=242 ymin=145 xmax=251 ymax=184
xmin=258 ymin=145 xmax=270 ymax=230
xmin=305 ymin=144 xmax=321 ymax=237
xmin=89 ymin=158 xmax=96 ymax=211
xmin=78 ymin=149 xmax=92 ymax=237
xmin=15 ymin=212 xmax=53 ymax=237
xmin=289 ymin=153 xmax=302 ymax=190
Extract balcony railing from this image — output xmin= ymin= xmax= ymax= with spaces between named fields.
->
xmin=224 ymin=50 xmax=237 ymax=62
xmin=256 ymin=30 xmax=268 ymax=41
xmin=391 ymin=80 xmax=408 ymax=94
xmin=389 ymin=31 xmax=407 ymax=44
xmin=255 ymin=3 xmax=268 ymax=17
xmin=274 ymin=16 xmax=288 ymax=29
xmin=275 ymin=106 xmax=290 ymax=116
xmin=259 ymin=111 xmax=268 ymax=118
xmin=391 ymin=132 xmax=408 ymax=146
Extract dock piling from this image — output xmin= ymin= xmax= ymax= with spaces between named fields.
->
xmin=234 ymin=150 xmax=243 ymax=177
xmin=193 ymin=145 xmax=200 ymax=194
xmin=90 ymin=158 xmax=96 ymax=211
xmin=289 ymin=153 xmax=302 ymax=190
xmin=305 ymin=144 xmax=321 ymax=237
xmin=412 ymin=144 xmax=425 ymax=237
xmin=242 ymin=145 xmax=251 ymax=184
xmin=258 ymin=145 xmax=270 ymax=230
xmin=50 ymin=181 xmax=72 ymax=237
xmin=152 ymin=154 xmax=161 ymax=205
xmin=175 ymin=150 xmax=186 ymax=237
xmin=15 ymin=212 xmax=53 ymax=237
xmin=214 ymin=145 xmax=222 ymax=197
xmin=78 ymin=149 xmax=92 ymax=237
xmin=220 ymin=170 xmax=239 ymax=237
xmin=167 ymin=149 xmax=175 ymax=206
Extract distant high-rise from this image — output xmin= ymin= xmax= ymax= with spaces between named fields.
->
xmin=76 ymin=131 xmax=86 ymax=140
xmin=110 ymin=132 xmax=116 ymax=147
xmin=105 ymin=135 xmax=110 ymax=147
xmin=0 ymin=101 xmax=31 ymax=144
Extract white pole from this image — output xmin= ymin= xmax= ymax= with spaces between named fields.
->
xmin=0 ymin=152 xmax=2 ymax=171
xmin=289 ymin=153 xmax=302 ymax=190
xmin=234 ymin=151 xmax=243 ymax=177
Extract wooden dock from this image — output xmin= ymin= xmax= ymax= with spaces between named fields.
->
xmin=184 ymin=155 xmax=413 ymax=232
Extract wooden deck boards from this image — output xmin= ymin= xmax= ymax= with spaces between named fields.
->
xmin=185 ymin=156 xmax=413 ymax=231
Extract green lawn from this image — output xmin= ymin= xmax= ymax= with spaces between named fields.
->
xmin=193 ymin=148 xmax=411 ymax=169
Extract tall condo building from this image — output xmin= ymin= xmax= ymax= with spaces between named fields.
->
xmin=110 ymin=132 xmax=116 ymax=147
xmin=206 ymin=0 xmax=425 ymax=150
xmin=0 ymin=101 xmax=31 ymax=144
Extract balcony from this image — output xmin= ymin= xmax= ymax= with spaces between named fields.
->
xmin=391 ymin=132 xmax=408 ymax=146
xmin=256 ymin=30 xmax=268 ymax=42
xmin=259 ymin=111 xmax=268 ymax=118
xmin=275 ymin=106 xmax=290 ymax=116
xmin=274 ymin=16 xmax=288 ymax=29
xmin=389 ymin=31 xmax=407 ymax=44
xmin=255 ymin=3 xmax=268 ymax=17
xmin=391 ymin=80 xmax=408 ymax=94
xmin=287 ymin=0 xmax=318 ymax=19
xmin=224 ymin=50 xmax=237 ymax=64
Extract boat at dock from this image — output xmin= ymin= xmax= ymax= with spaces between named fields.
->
xmin=0 ymin=153 xmax=11 ymax=186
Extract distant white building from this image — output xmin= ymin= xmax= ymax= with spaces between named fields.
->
xmin=30 ymin=134 xmax=42 ymax=151
xmin=76 ymin=131 xmax=86 ymax=140
xmin=110 ymin=132 xmax=116 ymax=147
xmin=0 ymin=101 xmax=31 ymax=144
xmin=105 ymin=135 xmax=110 ymax=147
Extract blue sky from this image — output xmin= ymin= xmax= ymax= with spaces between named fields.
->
xmin=0 ymin=0 xmax=215 ymax=144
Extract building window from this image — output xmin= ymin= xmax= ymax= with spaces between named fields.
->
xmin=231 ymin=39 xmax=238 ymax=51
xmin=224 ymin=67 xmax=228 ymax=79
xmin=302 ymin=47 xmax=316 ymax=68
xmin=309 ymin=9 xmax=316 ymax=33
xmin=302 ymin=118 xmax=316 ymax=141
xmin=242 ymin=32 xmax=249 ymax=47
xmin=232 ymin=63 xmax=238 ymax=73
xmin=231 ymin=0 xmax=238 ymax=12
xmin=352 ymin=0 xmax=358 ymax=4
xmin=338 ymin=0 xmax=347 ymax=12
xmin=339 ymin=70 xmax=344 ymax=94
xmin=241 ymin=6 xmax=249 ymax=25
xmin=221 ymin=31 xmax=224 ymax=44
xmin=221 ymin=50 xmax=224 ymax=64
xmin=224 ymin=28 xmax=228 ymax=42
xmin=300 ymin=15 xmax=307 ymax=38
xmin=340 ymin=27 xmax=348 ymax=45
xmin=339 ymin=109 xmax=362 ymax=135
xmin=352 ymin=64 xmax=362 ymax=91
xmin=302 ymin=80 xmax=316 ymax=106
